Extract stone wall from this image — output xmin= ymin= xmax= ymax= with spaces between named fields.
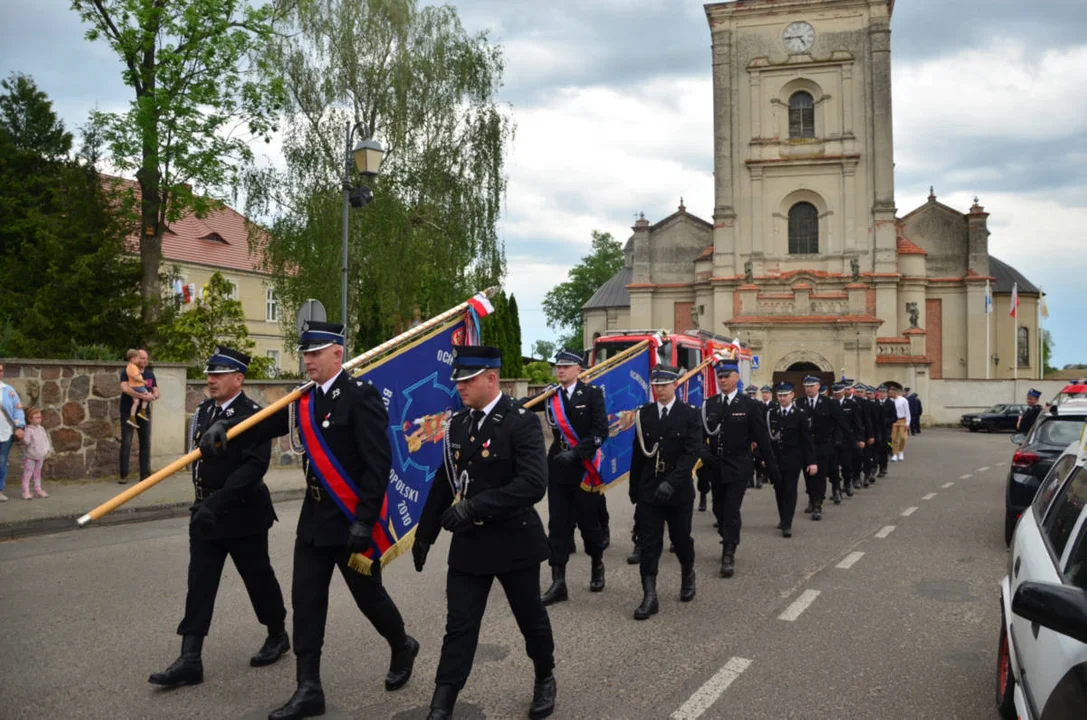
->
xmin=924 ymin=379 xmax=1071 ymax=426
xmin=1 ymin=359 xmax=188 ymax=480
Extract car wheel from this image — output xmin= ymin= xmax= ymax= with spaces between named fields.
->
xmin=996 ymin=613 xmax=1016 ymax=719
xmin=1004 ymin=509 xmax=1017 ymax=547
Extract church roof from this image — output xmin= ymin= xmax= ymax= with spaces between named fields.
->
xmin=895 ymin=232 xmax=927 ymax=255
xmin=990 ymin=256 xmax=1039 ymax=294
xmin=582 ymin=266 xmax=632 ymax=310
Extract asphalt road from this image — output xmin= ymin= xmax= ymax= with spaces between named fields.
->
xmin=0 ymin=428 xmax=1015 ymax=720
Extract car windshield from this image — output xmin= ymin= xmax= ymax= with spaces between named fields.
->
xmin=1034 ymin=418 xmax=1086 ymax=447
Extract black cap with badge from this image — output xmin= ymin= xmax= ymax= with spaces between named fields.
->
xmin=203 ymin=345 xmax=250 ymax=375
xmin=298 ymin=321 xmax=346 ymax=353
xmin=451 ymin=345 xmax=503 ymax=381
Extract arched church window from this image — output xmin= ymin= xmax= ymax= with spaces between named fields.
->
xmin=1017 ymin=327 xmax=1030 ymax=368
xmin=788 ymin=91 xmax=815 ymax=138
xmin=788 ymin=202 xmax=819 ymax=254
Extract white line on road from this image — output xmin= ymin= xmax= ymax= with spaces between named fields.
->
xmin=960 ymin=474 xmax=973 ymax=479
xmin=996 ymin=462 xmax=1007 ymax=467
xmin=978 ymin=466 xmax=990 ymax=472
xmin=836 ymin=551 xmax=865 ymax=569
xmin=778 ymin=589 xmax=821 ymax=622
xmin=921 ymin=492 xmax=938 ymax=500
xmin=875 ymin=525 xmax=896 ymax=538
xmin=901 ymin=506 xmax=918 ymax=516
xmin=671 ymin=656 xmax=753 ymax=720
xmin=941 ymin=482 xmax=955 ymax=488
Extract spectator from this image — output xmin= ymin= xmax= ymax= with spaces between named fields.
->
xmin=119 ymin=348 xmax=158 ymax=484
xmin=906 ymin=388 xmax=923 ymax=435
xmin=124 ymin=348 xmax=151 ymax=428
xmin=1 ymin=362 xmax=28 ymax=502
xmin=20 ymin=407 xmax=51 ymax=499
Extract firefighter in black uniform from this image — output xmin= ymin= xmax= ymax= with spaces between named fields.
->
xmin=833 ymin=381 xmax=866 ymax=501
xmin=629 ymin=365 xmax=702 ymax=618
xmin=202 ymin=322 xmax=418 ymax=720
xmin=527 ymin=349 xmax=608 ymax=605
xmin=149 ymin=347 xmax=288 ymax=689
xmin=797 ymin=376 xmax=850 ymax=520
xmin=413 ymin=345 xmax=557 ymax=720
xmin=701 ymin=362 xmax=781 ymax=577
xmin=856 ymin=384 xmax=879 ymax=486
xmin=1018 ymin=389 xmax=1043 ymax=432
xmin=767 ymin=382 xmax=817 ymax=538
xmin=875 ymin=384 xmax=897 ymax=477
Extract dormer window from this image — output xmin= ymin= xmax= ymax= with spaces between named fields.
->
xmin=201 ymin=232 xmax=227 ymax=244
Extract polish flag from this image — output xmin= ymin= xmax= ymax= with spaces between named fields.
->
xmin=1009 ymin=282 xmax=1019 ymax=318
xmin=467 ymin=292 xmax=494 ymax=318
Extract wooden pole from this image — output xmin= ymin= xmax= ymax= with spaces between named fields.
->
xmin=521 ymin=339 xmax=652 ymax=411
xmin=77 ymin=288 xmax=499 ymax=526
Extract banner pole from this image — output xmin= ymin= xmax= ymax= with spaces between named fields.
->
xmin=522 ymin=339 xmax=652 ymax=410
xmin=77 ymin=288 xmax=499 ymax=527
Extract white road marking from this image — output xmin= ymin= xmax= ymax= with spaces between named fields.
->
xmin=921 ymin=492 xmax=938 ymax=500
xmin=960 ymin=474 xmax=973 ymax=479
xmin=671 ymin=656 xmax=752 ymax=720
xmin=875 ymin=525 xmax=896 ymax=538
xmin=778 ymin=589 xmax=821 ymax=622
xmin=978 ymin=466 xmax=990 ymax=472
xmin=941 ymin=482 xmax=955 ymax=488
xmin=996 ymin=462 xmax=1007 ymax=467
xmin=836 ymin=551 xmax=865 ymax=569
xmin=901 ymin=506 xmax=918 ymax=516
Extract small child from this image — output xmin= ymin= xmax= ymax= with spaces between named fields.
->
xmin=125 ymin=348 xmax=150 ymax=428
xmin=20 ymin=407 xmax=51 ymax=499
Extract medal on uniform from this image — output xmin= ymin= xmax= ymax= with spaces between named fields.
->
xmin=322 ymin=412 xmax=331 ymax=429
xmin=482 ymin=449 xmax=490 ymax=457
xmin=481 ymin=439 xmax=491 ymax=458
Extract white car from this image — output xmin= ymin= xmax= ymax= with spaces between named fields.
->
xmin=998 ymin=429 xmax=1087 ymax=718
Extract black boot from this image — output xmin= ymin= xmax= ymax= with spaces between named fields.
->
xmin=812 ymin=502 xmax=823 ymax=521
xmin=633 ymin=575 xmax=659 ymax=620
xmin=720 ymin=544 xmax=736 ymax=578
xmin=782 ymin=526 xmax=793 ymax=538
xmin=385 ymin=635 xmax=419 ymax=691
xmin=251 ymin=630 xmax=290 ymax=668
xmin=600 ymin=523 xmax=611 ymax=550
xmin=426 ymin=684 xmax=458 ymax=720
xmin=853 ymin=478 xmax=862 ymax=490
xmin=149 ymin=634 xmax=204 ymax=687
xmin=541 ymin=565 xmax=568 ymax=606
xmin=803 ymin=500 xmax=813 ymax=514
xmin=680 ymin=564 xmax=696 ymax=602
xmin=268 ymin=654 xmax=324 ymax=720
xmin=843 ymin=481 xmax=854 ymax=497
xmin=831 ymin=487 xmax=842 ymax=504
xmin=698 ymin=492 xmax=707 ymax=512
xmin=589 ymin=556 xmax=605 ymax=593
xmin=529 ymin=668 xmax=557 ymax=719
xmin=626 ymin=542 xmax=641 ymax=565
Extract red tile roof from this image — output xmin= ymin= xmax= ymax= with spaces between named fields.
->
xmin=895 ymin=231 xmax=927 ymax=255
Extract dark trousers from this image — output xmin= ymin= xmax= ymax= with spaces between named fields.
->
xmin=177 ymin=531 xmax=286 ymax=637
xmin=805 ymin=447 xmax=832 ymax=502
xmin=773 ymin=460 xmax=802 ymax=529
xmin=635 ymin=497 xmax=695 ymax=576
xmin=836 ymin=445 xmax=856 ymax=487
xmin=548 ymin=480 xmax=605 ymax=564
xmin=119 ymin=416 xmax=151 ymax=480
xmin=291 ymin=538 xmax=406 ymax=659
xmin=436 ymin=565 xmax=555 ymax=690
xmin=597 ymin=493 xmax=610 ymax=529
xmin=862 ymin=442 xmax=875 ymax=477
xmin=877 ymin=428 xmax=892 ymax=471
xmin=711 ymin=479 xmax=747 ymax=546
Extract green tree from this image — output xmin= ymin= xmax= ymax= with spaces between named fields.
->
xmin=542 ymin=230 xmax=624 ymax=349
xmin=245 ymin=0 xmax=510 ymax=351
xmin=532 ymin=339 xmax=556 ymax=361
xmin=507 ymin=294 xmax=524 ymax=376
xmin=1042 ymin=329 xmax=1056 ymax=376
xmin=155 ymin=272 xmax=272 ymax=378
xmin=524 ymin=361 xmax=554 ymax=385
xmin=0 ymin=74 xmax=142 ymax=358
xmin=71 ymin=0 xmax=288 ymax=324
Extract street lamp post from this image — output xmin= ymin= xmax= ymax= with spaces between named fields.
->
xmin=341 ymin=121 xmax=386 ymax=340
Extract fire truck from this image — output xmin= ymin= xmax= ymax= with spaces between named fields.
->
xmin=588 ymin=328 xmax=752 ymax=402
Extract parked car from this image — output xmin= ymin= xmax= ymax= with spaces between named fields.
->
xmin=961 ymin=404 xmax=1027 ymax=433
xmin=1005 ymin=401 xmax=1087 ymax=544
xmin=996 ymin=434 xmax=1087 ymax=719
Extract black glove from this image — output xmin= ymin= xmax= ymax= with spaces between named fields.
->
xmin=412 ymin=540 xmax=431 ymax=572
xmin=345 ymin=520 xmax=373 ymax=554
xmin=190 ymin=502 xmax=218 ymax=531
xmin=199 ymin=421 xmax=229 ymax=457
xmin=653 ymin=481 xmax=675 ymax=503
xmin=440 ymin=501 xmax=477 ymax=533
xmin=554 ymin=450 xmax=578 ymax=466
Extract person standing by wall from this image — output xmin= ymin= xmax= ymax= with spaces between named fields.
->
xmin=0 ymin=362 xmax=27 ymax=502
xmin=118 ymin=348 xmax=159 ymax=484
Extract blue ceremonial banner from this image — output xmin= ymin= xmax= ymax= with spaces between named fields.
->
xmin=595 ymin=348 xmax=653 ymax=489
xmin=352 ymin=319 xmax=466 ymax=568
xmin=681 ymin=369 xmax=705 ymax=408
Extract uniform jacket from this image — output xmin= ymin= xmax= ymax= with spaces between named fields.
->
xmin=877 ymin=397 xmax=898 ymax=428
xmin=534 ymin=380 xmax=608 ymax=484
xmin=253 ymin=370 xmax=392 ymax=547
xmin=190 ymin=391 xmax=276 ymax=540
xmin=417 ymin=394 xmax=549 ymax=576
xmin=768 ymin=404 xmax=815 ymax=469
xmin=1019 ymin=404 xmax=1042 ymax=433
xmin=630 ymin=399 xmax=703 ymax=505
xmin=797 ymin=394 xmax=851 ymax=452
xmin=701 ymin=392 xmax=781 ymax=485
xmin=861 ymin=397 xmax=882 ymax=443
xmin=837 ymin=396 xmax=865 ymax=445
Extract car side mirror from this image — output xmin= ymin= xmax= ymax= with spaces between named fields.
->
xmin=1011 ymin=433 xmax=1025 ymax=445
xmin=1012 ymin=581 xmax=1087 ymax=645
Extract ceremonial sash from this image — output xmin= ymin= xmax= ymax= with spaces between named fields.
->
xmin=549 ymin=392 xmax=604 ymax=491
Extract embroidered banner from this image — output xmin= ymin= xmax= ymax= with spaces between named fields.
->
xmin=681 ymin=368 xmax=705 ymax=407
xmin=593 ymin=347 xmax=653 ymax=489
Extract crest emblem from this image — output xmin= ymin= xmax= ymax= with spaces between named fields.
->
xmin=331 ymin=388 xmax=341 ymax=399
xmin=225 ymin=407 xmax=235 ymax=418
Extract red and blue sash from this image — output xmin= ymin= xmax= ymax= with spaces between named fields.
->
xmin=549 ymin=392 xmax=604 ymax=492
xmin=297 ymin=391 xmax=394 ymax=562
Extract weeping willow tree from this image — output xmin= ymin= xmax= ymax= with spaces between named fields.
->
xmin=246 ymin=0 xmax=510 ymax=350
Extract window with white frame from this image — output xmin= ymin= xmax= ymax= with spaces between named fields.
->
xmin=266 ymin=287 xmax=278 ymax=322
xmin=266 ymin=349 xmax=280 ymax=367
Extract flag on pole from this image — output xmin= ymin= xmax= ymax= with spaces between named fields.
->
xmin=984 ymin=280 xmax=992 ymax=315
xmin=1040 ymin=291 xmax=1048 ymax=319
xmin=1009 ymin=282 xmax=1019 ymax=318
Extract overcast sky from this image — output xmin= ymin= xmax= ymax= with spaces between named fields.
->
xmin=3 ymin=0 xmax=1085 ymax=368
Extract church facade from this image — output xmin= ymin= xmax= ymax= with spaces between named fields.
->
xmin=582 ymin=0 xmax=1041 ymax=388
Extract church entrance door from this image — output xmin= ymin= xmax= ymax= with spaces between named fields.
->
xmin=774 ymin=362 xmax=834 ymax=393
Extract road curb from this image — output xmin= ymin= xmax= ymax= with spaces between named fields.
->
xmin=0 ymin=488 xmax=306 ymax=541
